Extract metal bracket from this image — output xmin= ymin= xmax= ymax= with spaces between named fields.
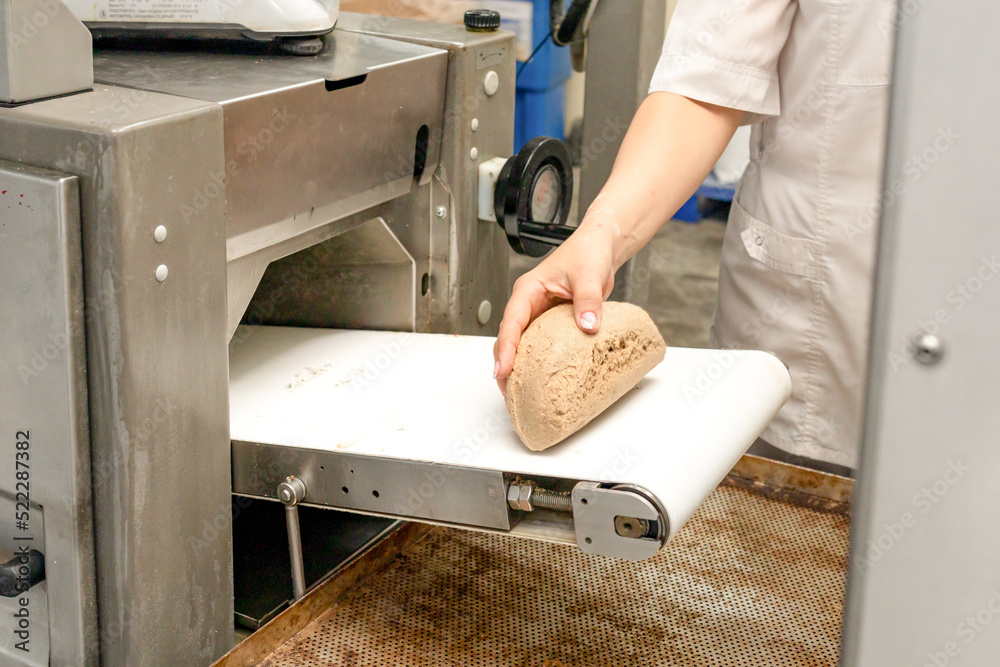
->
xmin=571 ymin=482 xmax=667 ymax=561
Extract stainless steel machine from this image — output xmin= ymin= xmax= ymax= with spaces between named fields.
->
xmin=12 ymin=0 xmax=995 ymax=664
xmin=0 ymin=3 xmax=790 ymax=665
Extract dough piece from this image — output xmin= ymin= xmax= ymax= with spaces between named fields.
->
xmin=505 ymin=302 xmax=667 ymax=451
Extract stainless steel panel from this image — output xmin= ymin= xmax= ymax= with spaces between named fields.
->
xmin=0 ymin=86 xmax=233 ymax=666
xmin=842 ymin=0 xmax=1000 ymax=663
xmin=578 ymin=0 xmax=664 ymax=305
xmin=232 ymin=441 xmax=513 ymax=531
xmin=337 ymin=13 xmax=516 ymax=335
xmin=0 ymin=161 xmax=95 ymax=665
xmin=91 ymin=31 xmax=448 ymax=264
xmin=578 ymin=0 xmax=664 ymax=213
xmin=246 ymin=217 xmax=416 ymax=332
xmin=0 ymin=0 xmax=92 ymax=104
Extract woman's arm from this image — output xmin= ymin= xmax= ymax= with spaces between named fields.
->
xmin=493 ymin=91 xmax=744 ymax=391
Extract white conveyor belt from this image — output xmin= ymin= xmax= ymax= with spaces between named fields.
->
xmin=229 ymin=326 xmax=791 ymax=555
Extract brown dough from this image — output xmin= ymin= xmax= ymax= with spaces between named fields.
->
xmin=505 ymin=302 xmax=667 ymax=451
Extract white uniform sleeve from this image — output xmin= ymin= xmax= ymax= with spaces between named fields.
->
xmin=649 ymin=0 xmax=798 ymax=123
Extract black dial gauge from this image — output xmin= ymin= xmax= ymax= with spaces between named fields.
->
xmin=494 ymin=136 xmax=575 ymax=257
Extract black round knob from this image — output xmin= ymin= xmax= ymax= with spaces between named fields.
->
xmin=494 ymin=137 xmax=575 ymax=257
xmin=465 ymin=9 xmax=501 ymax=32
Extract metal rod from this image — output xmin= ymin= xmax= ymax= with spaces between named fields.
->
xmin=531 ymin=488 xmax=574 ymax=512
xmin=277 ymin=476 xmax=308 ymax=602
xmin=285 ymin=503 xmax=306 ymax=601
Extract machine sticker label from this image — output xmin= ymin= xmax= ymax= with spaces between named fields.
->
xmin=476 ymin=42 xmax=509 ymax=70
xmin=96 ymin=0 xmax=221 ymax=22
xmin=483 ymin=0 xmax=533 ymax=61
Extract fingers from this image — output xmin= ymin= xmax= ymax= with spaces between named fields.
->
xmin=494 ymin=278 xmax=553 ymax=382
xmin=495 ymin=375 xmax=508 ymax=399
xmin=569 ymin=273 xmax=607 ymax=334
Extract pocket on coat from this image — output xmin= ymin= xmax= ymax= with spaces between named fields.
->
xmin=732 ymin=200 xmax=822 ymax=279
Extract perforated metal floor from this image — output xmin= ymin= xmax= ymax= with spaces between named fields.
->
xmin=260 ymin=485 xmax=848 ymax=667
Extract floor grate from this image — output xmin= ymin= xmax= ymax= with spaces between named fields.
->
xmin=261 ymin=485 xmax=848 ymax=667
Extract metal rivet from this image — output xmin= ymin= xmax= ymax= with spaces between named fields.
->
xmin=470 ymin=147 xmax=479 ymax=160
xmin=471 ymin=118 xmax=479 ymax=131
xmin=912 ymin=333 xmax=944 ymax=365
xmin=477 ymin=300 xmax=492 ymax=325
xmin=154 ymin=225 xmax=167 ymax=243
xmin=483 ymin=70 xmax=499 ymax=96
xmin=155 ymin=265 xmax=168 ymax=282
xmin=435 ymin=205 xmax=448 ymax=219
xmin=755 ymin=236 xmax=763 ymax=246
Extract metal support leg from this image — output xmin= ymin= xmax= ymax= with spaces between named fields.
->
xmin=277 ymin=476 xmax=308 ymax=601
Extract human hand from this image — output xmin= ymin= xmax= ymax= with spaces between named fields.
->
xmin=493 ymin=216 xmax=619 ymax=396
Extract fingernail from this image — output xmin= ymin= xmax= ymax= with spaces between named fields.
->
xmin=493 ymin=360 xmax=500 ymax=378
xmin=580 ymin=312 xmax=597 ymax=331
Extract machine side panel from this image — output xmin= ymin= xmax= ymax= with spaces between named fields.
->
xmin=0 ymin=162 xmax=96 ymax=665
xmin=0 ymin=86 xmax=233 ymax=666
xmin=578 ymin=0 xmax=664 ymax=305
xmin=337 ymin=13 xmax=516 ymax=335
xmin=842 ymin=1 xmax=1000 ymax=663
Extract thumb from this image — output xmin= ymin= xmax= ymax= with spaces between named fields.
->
xmin=570 ymin=275 xmax=606 ymax=333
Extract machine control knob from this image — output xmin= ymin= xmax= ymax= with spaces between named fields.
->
xmin=494 ymin=136 xmax=576 ymax=257
xmin=465 ymin=9 xmax=501 ymax=32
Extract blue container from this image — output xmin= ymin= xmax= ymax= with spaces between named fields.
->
xmin=495 ymin=0 xmax=572 ymax=149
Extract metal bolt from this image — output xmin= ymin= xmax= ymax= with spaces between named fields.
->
xmin=277 ymin=476 xmax=307 ymax=506
xmin=912 ymin=333 xmax=945 ymax=365
xmin=435 ymin=205 xmax=448 ymax=219
xmin=614 ymin=515 xmax=650 ymax=539
xmin=506 ymin=483 xmax=572 ymax=513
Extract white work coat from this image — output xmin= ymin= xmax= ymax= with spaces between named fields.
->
xmin=650 ymin=0 xmax=896 ymax=468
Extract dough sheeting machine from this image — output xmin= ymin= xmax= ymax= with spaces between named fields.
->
xmin=0 ymin=5 xmax=786 ymax=663
xmin=9 ymin=0 xmax=1000 ymax=663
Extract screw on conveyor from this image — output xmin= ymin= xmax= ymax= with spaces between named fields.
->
xmin=506 ymin=483 xmax=573 ymax=513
